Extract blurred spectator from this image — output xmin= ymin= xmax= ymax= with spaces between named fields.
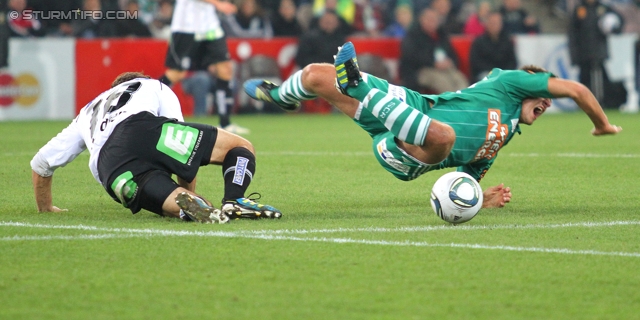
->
xmin=308 ymin=0 xmax=353 ymax=36
xmin=0 ymin=0 xmax=9 ymax=68
xmin=117 ymin=0 xmax=156 ymax=24
xmin=115 ymin=0 xmax=152 ymax=37
xmin=224 ymin=0 xmax=273 ymax=38
xmin=399 ymin=8 xmax=468 ymax=93
xmin=149 ymin=0 xmax=173 ymax=40
xmin=271 ymin=0 xmax=303 ymax=37
xmin=499 ymin=0 xmax=539 ymax=34
xmin=182 ymin=71 xmax=213 ymax=116
xmin=382 ymin=2 xmax=413 ymax=38
xmin=430 ymin=0 xmax=464 ymax=35
xmin=72 ymin=0 xmax=117 ymax=38
xmin=295 ymin=9 xmax=347 ymax=67
xmin=7 ymin=0 xmax=44 ymax=37
xmin=469 ymin=11 xmax=517 ymax=82
xmin=313 ymin=0 xmax=355 ymax=24
xmin=568 ymin=0 xmax=625 ymax=107
xmin=352 ymin=0 xmax=385 ymax=37
xmin=463 ymin=1 xmax=492 ymax=36
xmin=28 ymin=0 xmax=80 ymax=36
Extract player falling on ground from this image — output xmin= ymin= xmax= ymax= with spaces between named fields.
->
xmin=31 ymin=72 xmax=281 ymax=223
xmin=159 ymin=0 xmax=249 ymax=134
xmin=244 ymin=41 xmax=622 ymax=208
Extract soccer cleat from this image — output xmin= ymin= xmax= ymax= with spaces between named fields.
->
xmin=334 ymin=41 xmax=363 ymax=97
xmin=243 ymin=79 xmax=300 ymax=112
xmin=222 ymin=123 xmax=251 ymax=135
xmin=176 ymin=192 xmax=229 ymax=224
xmin=221 ymin=193 xmax=282 ymax=220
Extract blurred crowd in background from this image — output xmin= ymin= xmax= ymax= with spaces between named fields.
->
xmin=5 ymin=0 xmax=640 ymax=110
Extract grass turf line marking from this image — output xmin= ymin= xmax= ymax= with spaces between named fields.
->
xmin=3 ymin=221 xmax=640 ymax=258
xmin=242 ymin=220 xmax=640 ymax=234
xmin=0 ymin=234 xmax=148 ymax=241
xmin=3 ymin=220 xmax=640 ymax=235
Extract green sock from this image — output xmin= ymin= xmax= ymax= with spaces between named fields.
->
xmin=269 ymin=70 xmax=317 ymax=105
xmin=362 ymin=88 xmax=432 ymax=146
xmin=345 ymin=79 xmax=372 ymax=102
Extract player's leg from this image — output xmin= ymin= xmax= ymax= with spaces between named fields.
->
xmin=107 ymin=168 xmax=227 ymax=223
xmin=206 ymin=38 xmax=249 ymax=134
xmin=164 ymin=188 xmax=228 ymax=224
xmin=244 ymin=63 xmax=361 ymax=117
xmin=207 ymin=129 xmax=282 ymax=219
xmin=160 ymin=33 xmax=194 ymax=86
xmin=335 ymin=42 xmax=455 ymax=164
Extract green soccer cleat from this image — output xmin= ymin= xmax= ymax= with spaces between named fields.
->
xmin=221 ymin=193 xmax=282 ymax=220
xmin=334 ymin=41 xmax=363 ymax=98
xmin=243 ymin=79 xmax=300 ymax=112
xmin=176 ymin=192 xmax=229 ymax=224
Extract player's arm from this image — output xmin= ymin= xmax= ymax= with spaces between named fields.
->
xmin=30 ymin=119 xmax=87 ymax=212
xmin=458 ymin=158 xmax=511 ymax=208
xmin=547 ymin=77 xmax=622 ymax=135
xmin=199 ymin=0 xmax=237 ymax=15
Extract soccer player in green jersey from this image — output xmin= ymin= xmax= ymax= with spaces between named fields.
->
xmin=243 ymin=41 xmax=622 ymax=208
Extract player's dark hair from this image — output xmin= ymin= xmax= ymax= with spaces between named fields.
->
xmin=111 ymin=72 xmax=151 ymax=88
xmin=520 ymin=65 xmax=548 ymax=74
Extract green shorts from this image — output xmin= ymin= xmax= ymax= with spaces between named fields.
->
xmin=354 ymin=73 xmax=436 ymax=181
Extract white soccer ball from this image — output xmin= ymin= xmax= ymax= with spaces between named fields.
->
xmin=430 ymin=172 xmax=483 ymax=224
xmin=599 ymin=12 xmax=621 ymax=34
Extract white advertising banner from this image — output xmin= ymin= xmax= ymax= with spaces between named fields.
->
xmin=0 ymin=38 xmax=76 ymax=120
xmin=515 ymin=34 xmax=638 ymax=112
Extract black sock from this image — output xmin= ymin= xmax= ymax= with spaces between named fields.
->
xmin=222 ymin=147 xmax=255 ymax=202
xmin=159 ymin=74 xmax=172 ymax=86
xmin=214 ymin=78 xmax=232 ymax=127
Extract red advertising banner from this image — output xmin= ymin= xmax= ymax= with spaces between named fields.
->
xmin=75 ymin=37 xmax=473 ymax=115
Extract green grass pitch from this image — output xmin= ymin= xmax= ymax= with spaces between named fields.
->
xmin=1 ymin=111 xmax=640 ymax=319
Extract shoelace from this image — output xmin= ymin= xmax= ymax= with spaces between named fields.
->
xmin=245 ymin=192 xmax=262 ymax=203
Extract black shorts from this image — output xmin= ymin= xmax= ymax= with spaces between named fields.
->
xmin=97 ymin=112 xmax=218 ymax=215
xmin=164 ymin=32 xmax=231 ymax=71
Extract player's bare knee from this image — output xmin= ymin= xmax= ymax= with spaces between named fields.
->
xmin=424 ymin=122 xmax=455 ymax=159
xmin=302 ymin=64 xmax=332 ymax=92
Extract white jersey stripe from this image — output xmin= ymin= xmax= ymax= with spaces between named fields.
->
xmin=398 ymin=108 xmax=419 ymax=141
xmin=383 ymin=103 xmax=408 ymax=130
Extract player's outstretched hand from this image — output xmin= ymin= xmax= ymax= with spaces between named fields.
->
xmin=592 ymin=124 xmax=622 ymax=136
xmin=482 ymin=183 xmax=512 ymax=208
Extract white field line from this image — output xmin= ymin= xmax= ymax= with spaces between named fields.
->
xmin=4 ymin=151 xmax=640 ymax=158
xmin=0 ymin=234 xmax=147 ymax=241
xmin=2 ymin=221 xmax=640 ymax=258
xmin=3 ymin=220 xmax=639 ymax=235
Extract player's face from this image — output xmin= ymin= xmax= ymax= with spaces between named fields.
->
xmin=520 ymin=97 xmax=551 ymax=125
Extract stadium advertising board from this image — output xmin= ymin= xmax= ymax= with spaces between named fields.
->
xmin=0 ymin=38 xmax=75 ymax=120
xmin=515 ymin=34 xmax=638 ymax=112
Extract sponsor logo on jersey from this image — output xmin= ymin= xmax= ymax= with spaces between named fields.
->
xmin=156 ymin=123 xmax=201 ymax=164
xmin=474 ymin=109 xmax=509 ymax=161
xmin=376 ymin=139 xmax=410 ymax=174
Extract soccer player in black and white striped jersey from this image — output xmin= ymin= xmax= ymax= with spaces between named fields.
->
xmin=160 ymin=0 xmax=249 ymax=135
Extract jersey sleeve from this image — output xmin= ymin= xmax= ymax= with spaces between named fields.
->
xmin=456 ymin=156 xmax=497 ymax=182
xmin=498 ymin=70 xmax=555 ymax=101
xmin=30 ymin=118 xmax=87 ymax=176
xmin=157 ymin=82 xmax=184 ymax=122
